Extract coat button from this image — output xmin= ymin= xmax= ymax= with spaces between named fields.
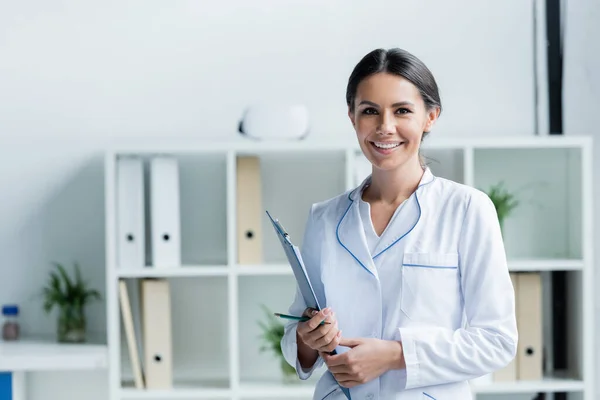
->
xmin=366 ymin=394 xmax=374 ymax=400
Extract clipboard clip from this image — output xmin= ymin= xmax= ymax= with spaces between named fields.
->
xmin=265 ymin=210 xmax=292 ymax=243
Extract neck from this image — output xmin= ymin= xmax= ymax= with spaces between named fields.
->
xmin=365 ymin=158 xmax=424 ymax=205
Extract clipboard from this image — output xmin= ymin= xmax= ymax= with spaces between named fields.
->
xmin=266 ymin=210 xmax=352 ymax=400
xmin=266 ymin=210 xmax=322 ymax=312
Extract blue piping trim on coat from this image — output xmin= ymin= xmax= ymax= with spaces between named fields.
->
xmin=373 ymin=176 xmax=435 ymax=259
xmin=403 ymin=263 xmax=458 ymax=269
xmin=336 ymin=195 xmax=374 ymax=276
xmin=423 ymin=393 xmax=436 ymax=400
xmin=336 ymin=174 xmax=436 ymax=275
xmin=321 ymin=387 xmax=339 ymax=400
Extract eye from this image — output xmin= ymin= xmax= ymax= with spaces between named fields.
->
xmin=361 ymin=107 xmax=378 ymax=115
xmin=395 ymin=108 xmax=411 ymax=115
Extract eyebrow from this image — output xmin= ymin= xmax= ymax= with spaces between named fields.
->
xmin=358 ymin=100 xmax=415 ymax=108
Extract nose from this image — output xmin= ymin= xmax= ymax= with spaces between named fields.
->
xmin=377 ymin=111 xmax=396 ymax=135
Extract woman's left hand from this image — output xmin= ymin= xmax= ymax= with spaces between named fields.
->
xmin=321 ymin=337 xmax=405 ymax=388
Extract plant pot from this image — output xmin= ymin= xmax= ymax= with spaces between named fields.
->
xmin=281 ymin=357 xmax=299 ymax=384
xmin=57 ymin=304 xmax=86 ymax=343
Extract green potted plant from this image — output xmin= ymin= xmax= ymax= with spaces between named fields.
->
xmin=257 ymin=304 xmax=298 ymax=383
xmin=483 ymin=181 xmax=519 ymax=234
xmin=42 ymin=262 xmax=101 ymax=343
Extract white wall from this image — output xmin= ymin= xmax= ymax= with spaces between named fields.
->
xmin=0 ymin=1 xmax=566 ymax=399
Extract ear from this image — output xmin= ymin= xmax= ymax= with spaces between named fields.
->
xmin=348 ymin=108 xmax=356 ymax=127
xmin=423 ymin=107 xmax=440 ymax=133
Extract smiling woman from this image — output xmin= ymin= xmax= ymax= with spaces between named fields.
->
xmin=280 ymin=48 xmax=518 ymax=400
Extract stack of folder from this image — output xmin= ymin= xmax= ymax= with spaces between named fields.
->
xmin=116 ymin=154 xmax=267 ymax=269
xmin=119 ymin=278 xmax=173 ymax=389
xmin=116 ymin=155 xmax=182 ymax=271
xmin=493 ymin=272 xmax=543 ymax=382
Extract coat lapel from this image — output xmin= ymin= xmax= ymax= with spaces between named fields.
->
xmin=372 ymin=167 xmax=435 ymax=258
xmin=336 ymin=181 xmax=378 ymax=277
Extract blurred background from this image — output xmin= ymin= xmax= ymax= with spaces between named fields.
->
xmin=0 ymin=1 xmax=598 ymax=400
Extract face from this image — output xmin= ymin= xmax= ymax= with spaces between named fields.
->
xmin=348 ymin=72 xmax=439 ymax=172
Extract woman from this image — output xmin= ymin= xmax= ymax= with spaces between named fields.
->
xmin=281 ymin=48 xmax=518 ymax=400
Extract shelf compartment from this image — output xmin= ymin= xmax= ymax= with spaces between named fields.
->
xmin=237 ymin=275 xmax=301 ymax=384
xmin=421 ymin=146 xmax=466 ymax=184
xmin=177 ymin=153 xmax=228 ymax=266
xmin=119 ymin=277 xmax=230 ymax=391
xmin=0 ymin=337 xmax=107 ymax=371
xmin=251 ymin=151 xmax=346 ymax=265
xmin=120 ymin=378 xmax=230 ymax=399
xmin=473 ymin=147 xmax=583 ymax=260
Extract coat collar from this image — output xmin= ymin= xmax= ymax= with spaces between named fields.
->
xmin=336 ymin=167 xmax=435 ymax=276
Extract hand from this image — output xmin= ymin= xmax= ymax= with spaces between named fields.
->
xmin=321 ymin=338 xmax=405 ymax=388
xmin=296 ymin=307 xmax=341 ymax=353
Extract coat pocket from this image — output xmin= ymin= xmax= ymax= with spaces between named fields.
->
xmin=401 ymin=252 xmax=460 ymax=321
xmin=423 ymin=392 xmax=436 ymax=399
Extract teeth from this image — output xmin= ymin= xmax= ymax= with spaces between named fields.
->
xmin=374 ymin=142 xmax=400 ymax=149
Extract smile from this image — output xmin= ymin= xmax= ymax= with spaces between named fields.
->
xmin=370 ymin=141 xmax=405 ymax=154
xmin=373 ymin=141 xmax=402 ymax=149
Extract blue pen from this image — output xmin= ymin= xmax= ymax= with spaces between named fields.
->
xmin=274 ymin=313 xmax=331 ymax=325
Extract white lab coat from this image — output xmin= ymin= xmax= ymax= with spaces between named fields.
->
xmin=281 ymin=168 xmax=518 ymax=400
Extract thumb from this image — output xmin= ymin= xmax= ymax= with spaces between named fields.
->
xmin=339 ymin=337 xmax=362 ymax=348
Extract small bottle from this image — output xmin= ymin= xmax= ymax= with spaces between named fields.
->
xmin=2 ymin=304 xmax=20 ymax=341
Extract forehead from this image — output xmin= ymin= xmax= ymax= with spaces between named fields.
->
xmin=355 ymin=72 xmax=420 ymax=104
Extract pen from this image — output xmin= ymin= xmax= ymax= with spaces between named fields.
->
xmin=273 ymin=313 xmax=332 ymax=325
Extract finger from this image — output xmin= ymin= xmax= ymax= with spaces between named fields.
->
xmin=332 ymin=373 xmax=361 ymax=388
xmin=338 ymin=379 xmax=361 ymax=389
xmin=321 ymin=352 xmax=346 ymax=367
xmin=307 ymin=308 xmax=331 ymax=330
xmin=339 ymin=337 xmax=362 ymax=348
xmin=313 ymin=322 xmax=339 ymax=348
xmin=327 ymin=363 xmax=351 ymax=374
xmin=302 ymin=308 xmax=318 ymax=318
xmin=317 ymin=329 xmax=341 ymax=353
xmin=304 ymin=318 xmax=336 ymax=345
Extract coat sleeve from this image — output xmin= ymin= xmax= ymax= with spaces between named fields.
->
xmin=397 ymin=190 xmax=518 ymax=389
xmin=280 ymin=204 xmax=325 ymax=379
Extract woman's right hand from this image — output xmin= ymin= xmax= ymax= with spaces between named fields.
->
xmin=296 ymin=307 xmax=341 ymax=353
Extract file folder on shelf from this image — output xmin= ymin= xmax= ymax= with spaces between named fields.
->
xmin=516 ymin=272 xmax=543 ymax=380
xmin=236 ymin=156 xmax=263 ymax=264
xmin=116 ymin=157 xmax=146 ymax=269
xmin=150 ymin=156 xmax=181 ymax=268
xmin=140 ymin=278 xmax=173 ymax=389
xmin=118 ymin=280 xmax=145 ymax=389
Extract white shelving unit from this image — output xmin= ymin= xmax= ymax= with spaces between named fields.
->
xmin=104 ymin=135 xmax=594 ymax=400
xmin=0 ymin=337 xmax=108 ymax=400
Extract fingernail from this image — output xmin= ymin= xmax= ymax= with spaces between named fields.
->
xmin=311 ymin=310 xmax=318 ymax=316
xmin=323 ymin=308 xmax=330 ymax=315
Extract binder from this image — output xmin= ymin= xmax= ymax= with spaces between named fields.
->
xmin=118 ymin=280 xmax=145 ymax=389
xmin=493 ymin=272 xmax=518 ymax=382
xmin=150 ymin=156 xmax=181 ymax=268
xmin=236 ymin=156 xmax=263 ymax=264
xmin=516 ymin=272 xmax=543 ymax=380
xmin=140 ymin=278 xmax=173 ymax=389
xmin=116 ymin=156 xmax=145 ymax=269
